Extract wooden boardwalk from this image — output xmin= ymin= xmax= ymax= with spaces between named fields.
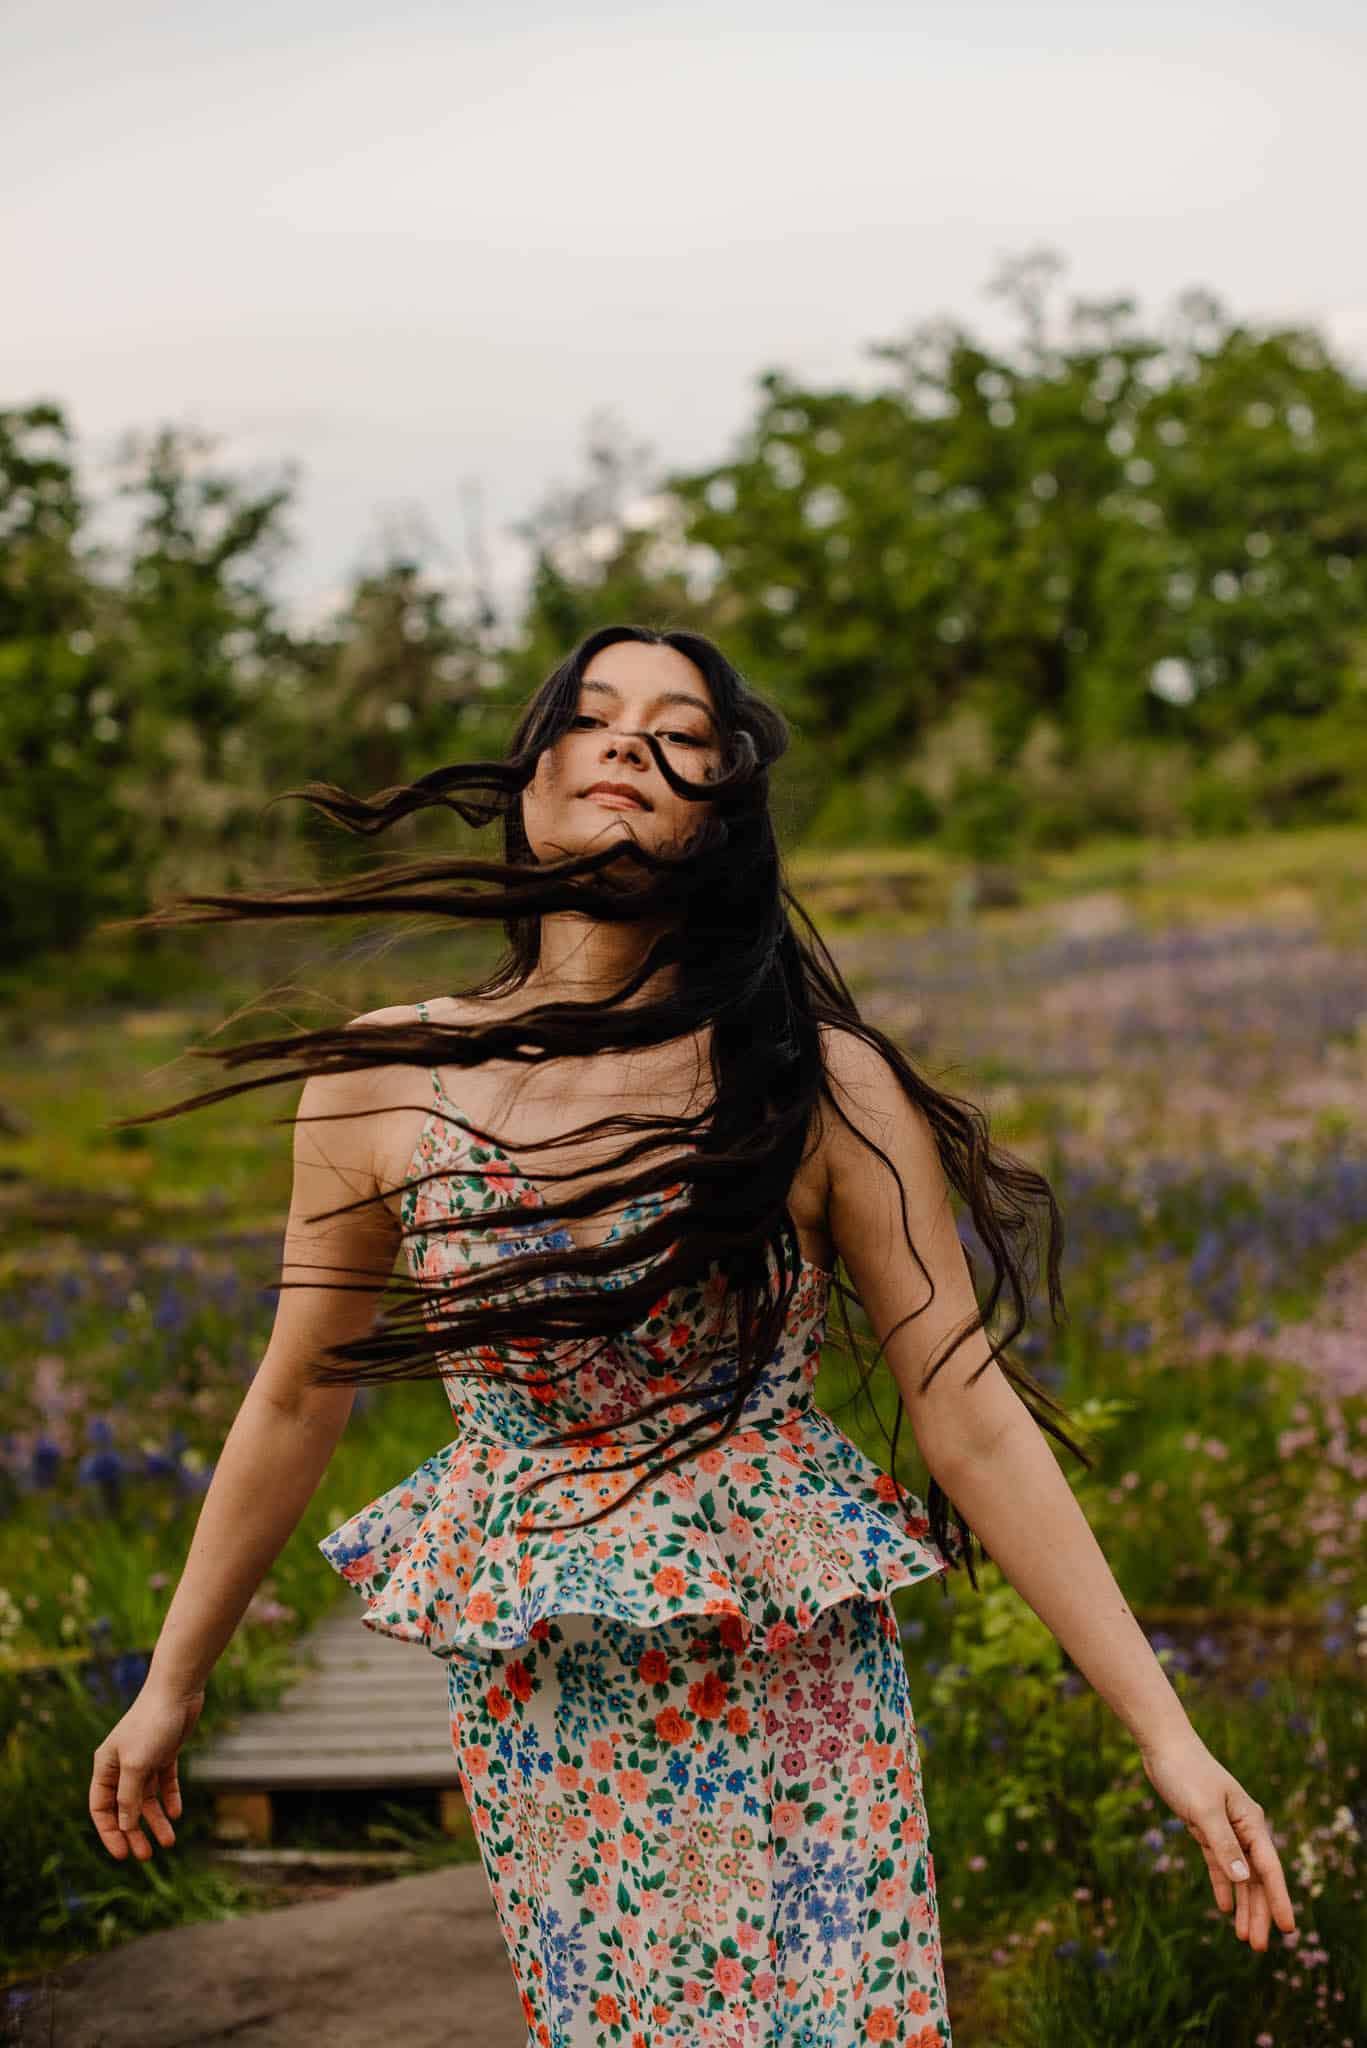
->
xmin=191 ymin=1605 xmax=465 ymax=1844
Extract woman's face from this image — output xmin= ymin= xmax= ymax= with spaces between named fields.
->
xmin=521 ymin=642 xmax=723 ymax=863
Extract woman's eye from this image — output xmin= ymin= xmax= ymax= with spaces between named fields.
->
xmin=571 ymin=714 xmax=702 ymax=747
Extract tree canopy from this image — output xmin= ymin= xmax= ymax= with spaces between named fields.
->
xmin=3 ymin=252 xmax=1365 ymax=973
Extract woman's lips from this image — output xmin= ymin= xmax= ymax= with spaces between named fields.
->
xmin=583 ymin=790 xmax=647 ymax=809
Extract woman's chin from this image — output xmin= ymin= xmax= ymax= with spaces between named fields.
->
xmin=584 ymin=814 xmax=649 ymax=848
xmin=526 ymin=816 xmax=648 ymax=864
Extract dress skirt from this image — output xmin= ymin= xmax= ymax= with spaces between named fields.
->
xmin=443 ymin=1591 xmax=952 ymax=2048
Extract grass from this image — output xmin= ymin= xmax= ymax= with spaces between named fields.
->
xmin=3 ymin=823 xmax=1366 ymax=2042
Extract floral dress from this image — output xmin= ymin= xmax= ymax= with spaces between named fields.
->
xmin=319 ymin=1002 xmax=954 ymax=2046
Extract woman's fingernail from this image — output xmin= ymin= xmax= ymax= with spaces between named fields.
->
xmin=1230 ymin=1859 xmax=1249 ymax=1880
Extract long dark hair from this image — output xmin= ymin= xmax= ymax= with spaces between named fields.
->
xmin=107 ymin=623 xmax=1090 ymax=1588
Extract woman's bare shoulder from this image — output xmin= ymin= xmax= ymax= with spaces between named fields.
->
xmin=329 ymin=997 xmax=495 ymax=1209
xmin=340 ymin=992 xmax=506 ymax=1116
xmin=815 ymin=1019 xmax=941 ymax=1195
xmin=817 ymin=1018 xmax=891 ymax=1089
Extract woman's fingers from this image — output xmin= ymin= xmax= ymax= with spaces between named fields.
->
xmin=89 ymin=1745 xmax=134 ymax=1859
xmin=1141 ymin=1738 xmax=1298 ymax=1950
xmin=89 ymin=1747 xmax=176 ymax=1859
xmin=117 ymin=1761 xmax=150 ymax=1847
xmin=1190 ymin=1799 xmax=1296 ymax=1946
xmin=90 ymin=1689 xmax=203 ymax=1858
xmin=160 ymin=1756 xmax=184 ymax=1822
xmin=136 ymin=1784 xmax=178 ymax=1849
xmin=1244 ymin=1822 xmax=1297 ymax=1939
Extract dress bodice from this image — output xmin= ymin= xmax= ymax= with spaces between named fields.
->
xmin=398 ymin=1057 xmax=834 ymax=1450
xmin=318 ymin=1005 xmax=949 ymax=1659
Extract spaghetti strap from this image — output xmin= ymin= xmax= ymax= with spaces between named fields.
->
xmin=413 ymin=998 xmax=444 ymax=1106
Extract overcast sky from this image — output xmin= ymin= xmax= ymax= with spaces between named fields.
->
xmin=6 ymin=0 xmax=1364 ymax=633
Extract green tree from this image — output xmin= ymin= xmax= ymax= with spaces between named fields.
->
xmin=533 ymin=251 xmax=1367 ymax=792
xmin=112 ymin=420 xmax=298 ymax=781
xmin=500 ymin=408 xmax=716 ymax=703
xmin=294 ymin=516 xmax=500 ymax=824
xmin=0 ymin=402 xmax=141 ymax=963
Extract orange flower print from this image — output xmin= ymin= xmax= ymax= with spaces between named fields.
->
xmin=505 ymin=1658 xmax=535 ymax=1703
xmin=713 ymin=1955 xmax=744 ymax=1996
xmin=688 ymin=1669 xmax=729 ymax=1719
xmin=441 ymin=1595 xmax=950 ymax=2041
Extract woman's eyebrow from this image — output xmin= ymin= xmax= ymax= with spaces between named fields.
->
xmin=581 ymin=678 xmax=717 ymax=729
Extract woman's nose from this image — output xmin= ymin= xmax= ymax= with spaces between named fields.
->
xmin=602 ymin=729 xmax=646 ymax=760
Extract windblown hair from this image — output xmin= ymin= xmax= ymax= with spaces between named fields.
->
xmin=108 ymin=623 xmax=1091 ymax=1589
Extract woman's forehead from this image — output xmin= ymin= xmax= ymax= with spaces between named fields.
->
xmin=579 ymin=672 xmax=718 ymax=728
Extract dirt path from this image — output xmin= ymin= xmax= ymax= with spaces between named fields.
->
xmin=8 ymin=1863 xmax=525 ymax=2048
xmin=9 ymin=1867 xmax=995 ymax=2047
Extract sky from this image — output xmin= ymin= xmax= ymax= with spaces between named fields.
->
xmin=6 ymin=0 xmax=1365 ymax=635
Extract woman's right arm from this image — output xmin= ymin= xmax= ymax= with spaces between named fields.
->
xmin=89 ymin=1053 xmax=404 ymax=1860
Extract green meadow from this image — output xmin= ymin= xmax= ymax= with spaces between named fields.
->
xmin=3 ymin=827 xmax=1365 ymax=2045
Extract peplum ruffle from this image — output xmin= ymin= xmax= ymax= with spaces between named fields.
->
xmin=317 ymin=1405 xmax=949 ymax=1660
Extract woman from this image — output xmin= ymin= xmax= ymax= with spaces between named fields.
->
xmin=89 ymin=625 xmax=1295 ymax=2044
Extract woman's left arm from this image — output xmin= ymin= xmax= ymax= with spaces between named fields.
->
xmin=819 ymin=1025 xmax=1298 ymax=1952
xmin=927 ymin=1411 xmax=1297 ymax=1951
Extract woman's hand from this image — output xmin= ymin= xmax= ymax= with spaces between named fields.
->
xmin=89 ymin=1681 xmax=206 ymax=1861
xmin=1139 ymin=1729 xmax=1297 ymax=1949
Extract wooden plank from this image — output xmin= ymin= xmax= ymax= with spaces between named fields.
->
xmin=190 ymin=1603 xmax=468 ymax=1794
xmin=205 ymin=1704 xmax=448 ymax=1741
xmin=197 ymin=1751 xmax=461 ymax=1791
xmin=208 ymin=1847 xmax=425 ymax=1872
xmin=271 ymin=1656 xmax=457 ymax=1688
xmin=200 ymin=1736 xmax=459 ymax=1769
xmin=258 ymin=1679 xmax=450 ymax=1708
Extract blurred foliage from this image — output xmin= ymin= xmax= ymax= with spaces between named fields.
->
xmin=4 ymin=249 xmax=1367 ymax=983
